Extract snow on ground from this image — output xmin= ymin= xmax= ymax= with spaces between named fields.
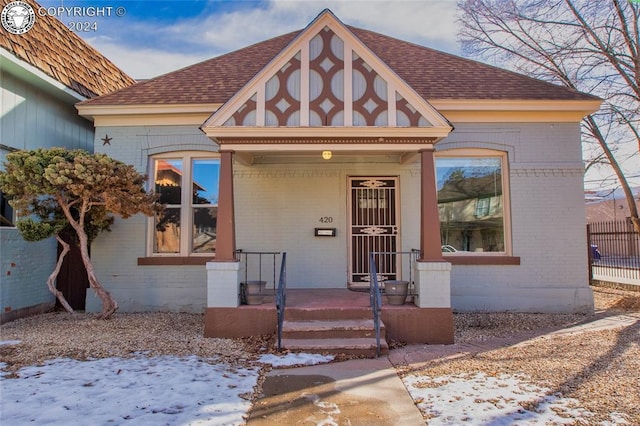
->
xmin=258 ymin=353 xmax=334 ymax=367
xmin=1 ymin=355 xmax=259 ymax=425
xmin=0 ymin=347 xmax=334 ymax=426
xmin=1 ymin=341 xmax=628 ymax=425
xmin=402 ymin=372 xmax=603 ymax=425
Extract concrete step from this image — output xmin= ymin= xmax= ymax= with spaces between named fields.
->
xmin=282 ymin=319 xmax=386 ymax=339
xmin=281 ymin=337 xmax=389 ymax=357
xmin=285 ymin=307 xmax=373 ymax=321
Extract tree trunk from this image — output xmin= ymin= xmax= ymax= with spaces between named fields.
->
xmin=77 ymin=229 xmax=118 ymax=319
xmin=46 ymin=235 xmax=75 ymax=314
xmin=61 ymin=200 xmax=119 ymax=319
xmin=586 ymin=116 xmax=640 ymax=234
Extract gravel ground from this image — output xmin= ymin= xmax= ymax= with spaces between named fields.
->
xmin=407 ymin=286 xmax=640 ymax=425
xmin=1 ymin=285 xmax=639 ymax=424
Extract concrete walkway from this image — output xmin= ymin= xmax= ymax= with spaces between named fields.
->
xmin=247 ymin=313 xmax=638 ymax=425
xmin=247 ymin=356 xmax=425 ymax=425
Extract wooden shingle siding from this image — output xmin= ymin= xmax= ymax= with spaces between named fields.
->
xmin=0 ymin=0 xmax=135 ymax=98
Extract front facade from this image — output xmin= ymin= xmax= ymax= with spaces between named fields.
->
xmin=78 ymin=11 xmax=599 ymax=341
xmin=0 ymin=0 xmax=134 ymax=322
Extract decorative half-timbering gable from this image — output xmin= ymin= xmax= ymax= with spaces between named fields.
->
xmin=202 ymin=10 xmax=451 ymax=141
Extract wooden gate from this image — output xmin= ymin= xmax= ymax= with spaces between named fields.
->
xmin=348 ymin=177 xmax=400 ymax=283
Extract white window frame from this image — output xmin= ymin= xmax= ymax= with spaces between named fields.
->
xmin=435 ymin=148 xmax=512 ymax=256
xmin=475 ymin=197 xmax=491 ymax=217
xmin=147 ymin=151 xmax=220 ymax=257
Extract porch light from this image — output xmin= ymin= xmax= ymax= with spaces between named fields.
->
xmin=322 ymin=150 xmax=332 ymax=160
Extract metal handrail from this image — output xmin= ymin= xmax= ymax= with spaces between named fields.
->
xmin=369 ymin=252 xmax=383 ymax=357
xmin=276 ymin=252 xmax=287 ymax=352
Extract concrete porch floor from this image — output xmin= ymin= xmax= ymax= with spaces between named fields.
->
xmin=204 ymin=288 xmax=454 ymax=344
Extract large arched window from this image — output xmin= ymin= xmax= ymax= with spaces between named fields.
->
xmin=149 ymin=152 xmax=220 ymax=256
xmin=436 ymin=149 xmax=510 ymax=254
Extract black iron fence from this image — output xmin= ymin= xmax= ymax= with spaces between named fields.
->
xmin=587 ymin=219 xmax=640 ymax=286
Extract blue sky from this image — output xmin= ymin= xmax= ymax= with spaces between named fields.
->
xmin=37 ymin=0 xmax=459 ymax=79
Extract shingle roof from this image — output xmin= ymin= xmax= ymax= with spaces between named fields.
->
xmin=80 ymin=20 xmax=597 ymax=106
xmin=0 ymin=0 xmax=134 ymax=98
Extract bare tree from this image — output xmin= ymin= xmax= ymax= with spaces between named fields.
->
xmin=0 ymin=148 xmax=159 ymax=319
xmin=458 ymin=0 xmax=639 ymax=231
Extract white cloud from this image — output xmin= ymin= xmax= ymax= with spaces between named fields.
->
xmin=85 ymin=37 xmax=212 ymax=80
xmin=87 ymin=0 xmax=459 ymax=79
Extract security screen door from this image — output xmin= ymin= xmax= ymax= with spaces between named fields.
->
xmin=349 ymin=177 xmax=400 ymax=283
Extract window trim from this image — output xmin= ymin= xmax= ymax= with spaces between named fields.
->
xmin=435 ymin=148 xmax=513 ymax=257
xmin=145 ymin=151 xmax=220 ymax=258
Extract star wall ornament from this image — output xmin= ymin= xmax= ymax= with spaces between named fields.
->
xmin=101 ymin=134 xmax=112 ymax=146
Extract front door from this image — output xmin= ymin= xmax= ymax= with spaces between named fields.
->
xmin=348 ymin=177 xmax=400 ymax=284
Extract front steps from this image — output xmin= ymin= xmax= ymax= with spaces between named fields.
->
xmin=280 ymin=308 xmax=389 ymax=357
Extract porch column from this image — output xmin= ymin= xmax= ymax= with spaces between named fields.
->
xmin=419 ymin=148 xmax=444 ymax=262
xmin=414 ymin=148 xmax=451 ymax=310
xmin=215 ymin=150 xmax=236 ymax=262
xmin=206 ymin=149 xmax=240 ymax=309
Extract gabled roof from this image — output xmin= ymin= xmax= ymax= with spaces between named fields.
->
xmin=0 ymin=0 xmax=134 ymax=98
xmin=202 ymin=9 xmax=451 ymax=139
xmin=79 ymin=13 xmax=597 ymax=107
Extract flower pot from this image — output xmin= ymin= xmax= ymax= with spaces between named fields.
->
xmin=242 ymin=281 xmax=266 ymax=305
xmin=384 ymin=280 xmax=409 ymax=305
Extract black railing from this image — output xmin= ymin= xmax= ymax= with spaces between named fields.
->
xmin=276 ymin=252 xmax=287 ymax=352
xmin=368 ymin=252 xmax=383 ymax=357
xmin=235 ymin=250 xmax=282 ymax=292
xmin=368 ymin=249 xmax=421 ymax=295
xmin=587 ymin=220 xmax=640 ymax=285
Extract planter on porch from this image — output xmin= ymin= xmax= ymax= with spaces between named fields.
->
xmin=241 ymin=281 xmax=266 ymax=305
xmin=384 ymin=280 xmax=409 ymax=305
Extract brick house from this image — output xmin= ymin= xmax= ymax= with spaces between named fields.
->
xmin=77 ymin=10 xmax=599 ymax=343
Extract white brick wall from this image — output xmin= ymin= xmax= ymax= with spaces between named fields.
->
xmin=88 ymin=126 xmax=214 ymax=313
xmin=440 ymin=123 xmax=592 ymax=313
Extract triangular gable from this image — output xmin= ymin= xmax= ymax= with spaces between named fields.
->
xmin=202 ymin=9 xmax=451 ymax=140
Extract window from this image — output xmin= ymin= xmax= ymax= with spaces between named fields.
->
xmin=475 ymin=197 xmax=490 ymax=217
xmin=1 ymin=147 xmax=15 ymax=227
xmin=0 ymin=191 xmax=14 ymax=227
xmin=436 ymin=152 xmax=508 ymax=253
xmin=151 ymin=153 xmax=220 ymax=255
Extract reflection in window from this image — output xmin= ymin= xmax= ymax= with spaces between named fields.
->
xmin=475 ymin=197 xmax=490 ymax=217
xmin=191 ymin=159 xmax=219 ymax=253
xmin=154 ymin=207 xmax=181 ymax=253
xmin=436 ymin=157 xmax=504 ymax=253
xmin=193 ymin=207 xmax=217 ymax=253
xmin=151 ymin=156 xmax=220 ymax=255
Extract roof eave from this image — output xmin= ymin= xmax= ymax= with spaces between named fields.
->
xmin=203 ymin=126 xmax=452 ymax=141
xmin=1 ymin=48 xmax=87 ymax=104
xmin=431 ymin=98 xmax=602 ymax=112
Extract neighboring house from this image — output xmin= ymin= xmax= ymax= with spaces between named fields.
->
xmin=77 ymin=10 xmax=600 ymax=341
xmin=0 ymin=0 xmax=134 ymax=323
xmin=585 ymin=187 xmax=640 ymax=223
